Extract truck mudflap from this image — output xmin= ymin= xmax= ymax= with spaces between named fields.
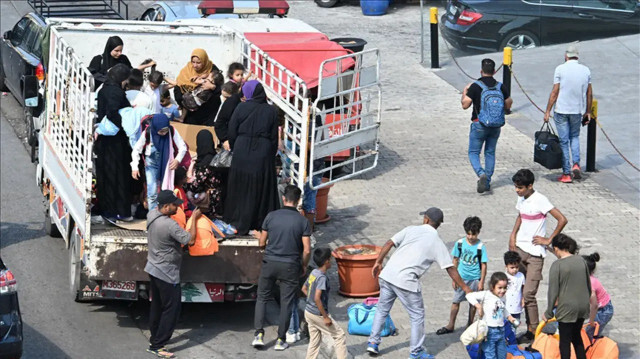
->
xmin=87 ymin=239 xmax=264 ymax=283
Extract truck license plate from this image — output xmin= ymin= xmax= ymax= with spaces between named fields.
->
xmin=102 ymin=280 xmax=136 ymax=292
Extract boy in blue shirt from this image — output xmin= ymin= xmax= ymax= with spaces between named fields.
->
xmin=437 ymin=216 xmax=488 ymax=335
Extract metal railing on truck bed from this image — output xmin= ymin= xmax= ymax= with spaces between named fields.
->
xmin=27 ymin=0 xmax=128 ymax=20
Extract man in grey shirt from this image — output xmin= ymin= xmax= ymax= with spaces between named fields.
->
xmin=145 ymin=190 xmax=200 ymax=358
xmin=366 ymin=207 xmax=472 ymax=359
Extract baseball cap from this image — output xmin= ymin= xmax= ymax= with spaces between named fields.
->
xmin=565 ymin=44 xmax=579 ymax=58
xmin=157 ymin=190 xmax=183 ymax=206
xmin=419 ymin=207 xmax=444 ymax=224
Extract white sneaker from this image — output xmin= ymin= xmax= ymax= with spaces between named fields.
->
xmin=274 ymin=339 xmax=289 ymax=351
xmin=251 ymin=333 xmax=264 ymax=347
xmin=285 ymin=331 xmax=301 ymax=344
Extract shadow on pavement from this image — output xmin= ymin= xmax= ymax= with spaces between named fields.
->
xmin=0 ymin=222 xmax=45 ymax=248
xmin=22 ymin=322 xmax=70 ymax=358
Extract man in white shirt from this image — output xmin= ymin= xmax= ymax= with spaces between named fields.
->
xmin=366 ymin=207 xmax=471 ymax=359
xmin=509 ymin=169 xmax=567 ymax=342
xmin=543 ymin=44 xmax=593 ymax=183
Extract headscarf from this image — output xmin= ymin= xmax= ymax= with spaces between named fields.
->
xmin=195 ymin=130 xmax=216 ymax=167
xmin=101 ymin=36 xmax=124 ymax=72
xmin=149 ymin=113 xmax=171 ymax=180
xmin=176 ymin=49 xmax=214 ymax=92
xmin=242 ymin=80 xmax=267 ymax=103
xmin=106 ymin=63 xmax=131 ymax=87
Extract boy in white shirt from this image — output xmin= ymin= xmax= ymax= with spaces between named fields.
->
xmin=504 ymin=251 xmax=525 ymax=344
xmin=509 ymin=169 xmax=567 ymax=341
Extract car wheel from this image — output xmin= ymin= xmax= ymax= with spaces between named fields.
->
xmin=69 ymin=226 xmax=82 ymax=301
xmin=315 ymin=0 xmax=339 ymax=8
xmin=500 ymin=31 xmax=540 ymax=51
xmin=45 ymin=206 xmax=62 ymax=238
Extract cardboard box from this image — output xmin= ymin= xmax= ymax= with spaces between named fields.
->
xmin=172 ymin=122 xmax=218 ymax=156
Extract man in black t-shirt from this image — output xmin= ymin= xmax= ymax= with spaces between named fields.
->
xmin=252 ymin=185 xmax=312 ymax=351
xmin=461 ymin=58 xmax=513 ymax=193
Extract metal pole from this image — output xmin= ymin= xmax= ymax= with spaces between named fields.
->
xmin=420 ymin=0 xmax=424 ymax=64
xmin=502 ymin=47 xmax=512 ymax=114
xmin=586 ymin=99 xmax=598 ymax=172
xmin=430 ymin=7 xmax=439 ymax=69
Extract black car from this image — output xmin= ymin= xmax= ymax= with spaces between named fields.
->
xmin=0 ymin=13 xmax=47 ymax=162
xmin=441 ymin=0 xmax=640 ymax=52
xmin=0 ymin=257 xmax=22 ymax=359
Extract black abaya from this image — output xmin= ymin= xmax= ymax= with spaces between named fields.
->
xmin=95 ymin=81 xmax=132 ymax=218
xmin=223 ymin=86 xmax=279 ymax=235
xmin=214 ymin=93 xmax=242 ymax=143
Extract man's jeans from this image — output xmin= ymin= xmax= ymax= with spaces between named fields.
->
xmin=145 ymin=150 xmax=161 ymax=210
xmin=554 ymin=112 xmax=582 ymax=175
xmin=481 ymin=326 xmax=507 ymax=359
xmin=468 ymin=121 xmax=501 ymax=186
xmin=368 ymin=279 xmax=425 ymax=355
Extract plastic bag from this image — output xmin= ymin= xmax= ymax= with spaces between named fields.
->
xmin=210 ymin=150 xmax=232 ymax=168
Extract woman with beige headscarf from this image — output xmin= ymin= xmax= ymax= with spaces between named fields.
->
xmin=174 ymin=49 xmax=222 ymax=125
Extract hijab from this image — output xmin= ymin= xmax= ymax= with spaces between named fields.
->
xmin=149 ymin=113 xmax=171 ymax=180
xmin=106 ymin=63 xmax=131 ymax=87
xmin=195 ymin=130 xmax=216 ymax=167
xmin=176 ymin=49 xmax=214 ymax=92
xmin=100 ymin=36 xmax=125 ymax=72
xmin=242 ymin=80 xmax=267 ymax=103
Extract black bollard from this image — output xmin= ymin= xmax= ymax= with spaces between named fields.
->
xmin=502 ymin=47 xmax=512 ymax=114
xmin=430 ymin=7 xmax=439 ymax=69
xmin=586 ymin=100 xmax=598 ymax=172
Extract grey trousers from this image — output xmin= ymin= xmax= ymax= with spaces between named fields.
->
xmin=368 ymin=278 xmax=425 ymax=355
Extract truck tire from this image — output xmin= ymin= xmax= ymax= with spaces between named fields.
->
xmin=315 ymin=0 xmax=339 ymax=8
xmin=69 ymin=227 xmax=82 ymax=301
xmin=26 ymin=112 xmax=38 ymax=163
xmin=45 ymin=207 xmax=62 ymax=238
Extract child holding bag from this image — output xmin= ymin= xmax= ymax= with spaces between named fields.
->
xmin=466 ymin=272 xmax=520 ymax=359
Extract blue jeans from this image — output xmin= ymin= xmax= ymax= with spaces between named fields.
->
xmin=468 ymin=121 xmax=501 ymax=186
xmin=554 ymin=112 xmax=582 ymax=175
xmin=288 ymin=297 xmax=300 ymax=334
xmin=369 ymin=279 xmax=425 ymax=355
xmin=302 ymin=175 xmax=322 ymax=214
xmin=145 ymin=150 xmax=161 ymax=210
xmin=482 ymin=326 xmax=507 ymax=359
xmin=585 ymin=300 xmax=614 ymax=339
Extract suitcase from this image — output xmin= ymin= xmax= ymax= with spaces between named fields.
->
xmin=586 ymin=322 xmax=619 ymax=359
xmin=534 ymin=123 xmax=563 ymax=170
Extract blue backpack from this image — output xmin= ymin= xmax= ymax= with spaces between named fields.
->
xmin=475 ymin=80 xmax=505 ymax=127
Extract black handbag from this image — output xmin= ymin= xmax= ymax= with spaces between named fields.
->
xmin=534 ymin=123 xmax=563 ymax=170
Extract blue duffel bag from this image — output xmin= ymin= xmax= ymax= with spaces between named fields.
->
xmin=347 ymin=303 xmax=396 ymax=337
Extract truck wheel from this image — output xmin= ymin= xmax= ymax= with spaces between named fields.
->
xmin=69 ymin=227 xmax=82 ymax=301
xmin=26 ymin=112 xmax=38 ymax=163
xmin=315 ymin=0 xmax=339 ymax=8
xmin=45 ymin=207 xmax=62 ymax=238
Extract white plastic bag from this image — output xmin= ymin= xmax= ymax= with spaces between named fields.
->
xmin=460 ymin=319 xmax=488 ymax=345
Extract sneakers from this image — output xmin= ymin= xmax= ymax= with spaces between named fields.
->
xmin=251 ymin=333 xmax=264 ymax=348
xmin=285 ymin=331 xmax=301 ymax=344
xmin=558 ymin=174 xmax=573 ymax=183
xmin=146 ymin=348 xmax=175 ymax=358
xmin=572 ymin=163 xmax=582 ymax=180
xmin=274 ymin=339 xmax=289 ymax=351
xmin=409 ymin=351 xmax=435 ymax=359
xmin=477 ymin=174 xmax=488 ymax=193
xmin=366 ymin=342 xmax=380 ymax=355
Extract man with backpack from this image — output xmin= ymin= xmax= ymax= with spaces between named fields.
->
xmin=461 ymin=58 xmax=513 ymax=193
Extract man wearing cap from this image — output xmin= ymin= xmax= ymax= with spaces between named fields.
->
xmin=365 ymin=207 xmax=472 ymax=359
xmin=544 ymin=44 xmax=593 ymax=183
xmin=144 ymin=190 xmax=201 ymax=358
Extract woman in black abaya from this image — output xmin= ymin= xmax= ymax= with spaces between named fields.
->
xmin=223 ymin=80 xmax=279 ymax=235
xmin=88 ymin=36 xmax=155 ymax=89
xmin=94 ymin=63 xmax=133 ymax=222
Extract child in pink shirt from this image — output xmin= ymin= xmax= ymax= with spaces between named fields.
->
xmin=582 ymin=252 xmax=613 ymax=339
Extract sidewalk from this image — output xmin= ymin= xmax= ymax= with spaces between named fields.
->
xmin=286 ymin=2 xmax=640 ymax=358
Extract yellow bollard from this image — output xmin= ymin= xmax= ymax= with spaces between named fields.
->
xmin=586 ymin=99 xmax=597 ymax=171
xmin=503 ymin=46 xmax=513 ymax=66
xmin=502 ymin=47 xmax=512 ymax=100
xmin=591 ymin=99 xmax=598 ymax=118
xmin=430 ymin=7 xmax=438 ymax=24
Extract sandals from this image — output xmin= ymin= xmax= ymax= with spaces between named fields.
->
xmin=436 ymin=327 xmax=454 ymax=335
xmin=147 ymin=348 xmax=176 ymax=358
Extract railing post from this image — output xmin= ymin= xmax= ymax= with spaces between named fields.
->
xmin=586 ymin=99 xmax=598 ymax=172
xmin=430 ymin=7 xmax=439 ymax=69
xmin=502 ymin=46 xmax=512 ymax=114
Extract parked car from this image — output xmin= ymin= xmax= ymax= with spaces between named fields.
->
xmin=441 ymin=0 xmax=640 ymax=52
xmin=139 ymin=1 xmax=237 ymax=21
xmin=0 ymin=257 xmax=22 ymax=359
xmin=139 ymin=1 xmax=289 ymax=22
xmin=0 ymin=13 xmax=46 ymax=162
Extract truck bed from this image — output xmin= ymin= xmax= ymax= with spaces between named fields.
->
xmin=89 ymin=223 xmax=263 ymax=283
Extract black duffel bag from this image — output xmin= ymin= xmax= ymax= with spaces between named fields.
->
xmin=534 ymin=123 xmax=563 ymax=170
